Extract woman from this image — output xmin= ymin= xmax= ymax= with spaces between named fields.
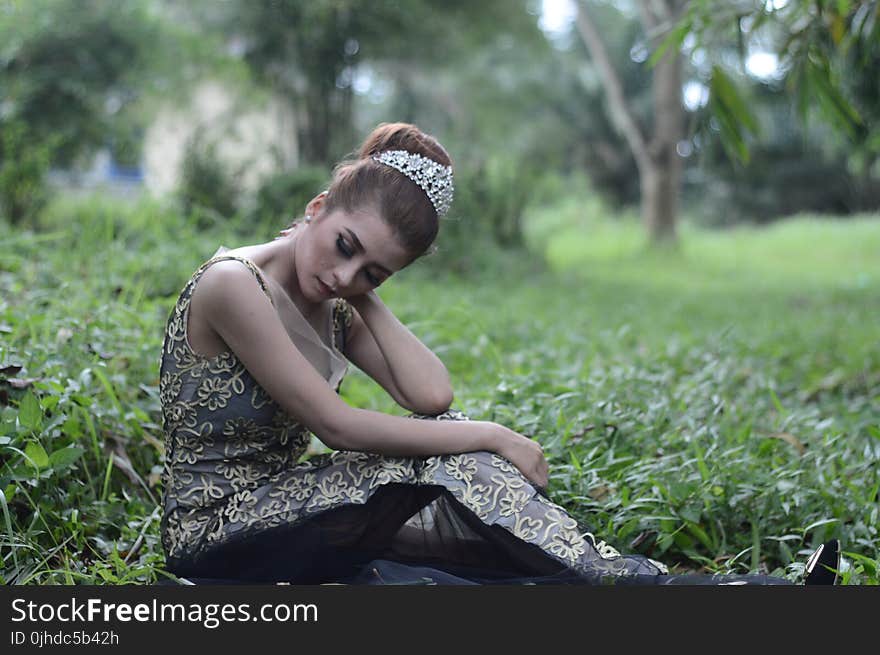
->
xmin=159 ymin=122 xmax=838 ymax=585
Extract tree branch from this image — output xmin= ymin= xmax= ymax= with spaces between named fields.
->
xmin=574 ymin=1 xmax=650 ymax=172
xmin=639 ymin=0 xmax=681 ymax=43
xmin=637 ymin=0 xmax=661 ymax=32
xmin=649 ymin=0 xmax=673 ymax=23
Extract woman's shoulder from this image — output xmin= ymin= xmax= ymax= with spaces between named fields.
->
xmin=194 ymin=255 xmax=276 ymax=310
xmin=210 ymin=242 xmax=266 ymax=261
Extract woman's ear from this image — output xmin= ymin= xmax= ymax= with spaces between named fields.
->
xmin=305 ymin=192 xmax=327 ymax=218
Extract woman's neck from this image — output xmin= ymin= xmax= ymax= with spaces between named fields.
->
xmin=264 ymin=232 xmax=323 ymax=319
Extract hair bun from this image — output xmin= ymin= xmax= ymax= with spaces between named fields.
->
xmin=358 ymin=122 xmax=452 ymax=168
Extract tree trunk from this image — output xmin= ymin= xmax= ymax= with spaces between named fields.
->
xmin=643 ymin=45 xmax=683 ymax=243
xmin=575 ymin=0 xmax=685 ymax=245
xmin=642 ymin=162 xmax=677 ymax=242
xmin=300 ymin=84 xmax=332 ymax=166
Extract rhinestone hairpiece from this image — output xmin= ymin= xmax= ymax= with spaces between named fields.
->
xmin=372 ymin=150 xmax=454 ymax=217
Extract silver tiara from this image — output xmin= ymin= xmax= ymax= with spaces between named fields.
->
xmin=372 ymin=150 xmax=454 ymax=217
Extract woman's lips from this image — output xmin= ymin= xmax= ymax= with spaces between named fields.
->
xmin=317 ymin=278 xmax=335 ymax=297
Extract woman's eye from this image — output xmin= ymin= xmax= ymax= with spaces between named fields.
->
xmin=336 ymin=236 xmax=353 ymax=257
xmin=365 ymin=271 xmax=381 ymax=286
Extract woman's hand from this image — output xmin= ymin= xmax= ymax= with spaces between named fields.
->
xmin=486 ymin=423 xmax=549 ymax=489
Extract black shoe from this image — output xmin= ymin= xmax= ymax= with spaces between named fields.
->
xmin=804 ymin=539 xmax=840 ymax=585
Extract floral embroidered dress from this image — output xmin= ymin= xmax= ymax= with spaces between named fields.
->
xmin=159 ymin=252 xmax=789 ymax=585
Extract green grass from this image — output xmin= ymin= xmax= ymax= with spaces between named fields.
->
xmin=1 ymin=193 xmax=877 ymax=584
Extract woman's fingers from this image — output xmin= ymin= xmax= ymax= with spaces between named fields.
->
xmin=525 ymin=445 xmax=548 ymax=488
xmin=534 ymin=464 xmax=548 ymax=489
xmin=494 ymin=424 xmax=550 ymax=490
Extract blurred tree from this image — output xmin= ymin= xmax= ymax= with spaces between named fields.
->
xmin=534 ymin=16 xmax=648 ymax=209
xmin=177 ymin=127 xmax=242 ymax=226
xmin=574 ymin=0 xmax=688 ymax=244
xmin=172 ymin=0 xmax=548 ymax=168
xmin=0 ymin=0 xmax=167 ymax=167
xmin=0 ymin=0 xmax=198 ymax=222
xmin=570 ymin=1 xmax=878 ymax=243
xmin=0 ymin=120 xmax=54 ymax=223
xmin=668 ymin=0 xmax=879 ymax=175
xmin=688 ymin=75 xmax=880 ymax=224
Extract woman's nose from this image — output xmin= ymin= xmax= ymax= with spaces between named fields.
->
xmin=332 ymin=262 xmax=357 ymax=289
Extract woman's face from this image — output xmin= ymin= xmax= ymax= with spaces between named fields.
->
xmin=294 ymin=201 xmax=414 ymax=303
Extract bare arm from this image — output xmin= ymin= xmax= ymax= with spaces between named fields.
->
xmin=344 ymin=291 xmax=453 ymax=415
xmin=194 ymin=261 xmax=547 ymax=486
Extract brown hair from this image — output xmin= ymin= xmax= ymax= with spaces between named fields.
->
xmin=320 ymin=122 xmax=453 ymax=257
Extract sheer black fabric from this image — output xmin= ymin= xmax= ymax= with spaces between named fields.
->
xmin=165 ymin=483 xmax=790 ymax=586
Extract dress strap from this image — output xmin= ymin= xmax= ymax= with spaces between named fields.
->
xmin=187 ymin=255 xmax=276 ymax=308
xmin=331 ymin=298 xmax=354 ymax=353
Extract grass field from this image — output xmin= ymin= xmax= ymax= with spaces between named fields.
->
xmin=1 ymin=194 xmax=877 ymax=584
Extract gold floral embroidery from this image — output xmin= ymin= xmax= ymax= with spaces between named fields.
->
xmin=179 ymin=473 xmax=226 ymax=508
xmin=221 ymin=417 xmax=261 ymax=455
xmin=224 ymin=490 xmax=259 ymax=523
xmin=159 ymin=371 xmax=182 ymax=406
xmin=444 ymin=454 xmax=478 ymax=482
xmin=305 ymin=471 xmax=365 ymax=511
xmin=251 ymin=386 xmax=272 ymax=410
xmin=490 ymin=454 xmax=518 ymax=474
xmin=259 ymin=499 xmax=289 ymax=520
xmin=548 ymin=527 xmax=587 ymax=562
xmin=456 ymin=482 xmax=494 ymax=520
xmin=499 ymin=487 xmax=533 ymax=517
xmin=269 ymin=471 xmax=318 ymax=502
xmin=513 ymin=515 xmax=543 ymax=541
xmin=196 ymin=377 xmax=232 ymax=411
xmin=164 ymin=400 xmax=198 ymax=431
xmin=352 ymin=455 xmax=414 ymax=489
xmin=215 ymin=459 xmax=254 ymax=484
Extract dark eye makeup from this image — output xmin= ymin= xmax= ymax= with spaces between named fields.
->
xmin=337 ymin=234 xmax=383 ymax=287
xmin=336 ymin=235 xmax=353 ymax=257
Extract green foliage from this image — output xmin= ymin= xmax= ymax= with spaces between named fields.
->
xmin=0 ymin=120 xmax=54 ymax=225
xmin=0 ymin=194 xmax=238 ymax=584
xmin=671 ymin=0 xmax=879 ymax=166
xmin=689 ymin=77 xmax=880 ymax=223
xmin=448 ymin=155 xmax=542 ymax=249
xmin=0 ymin=0 xmax=240 ymax=227
xmin=1 ymin=193 xmax=878 ymax=583
xmin=176 ymin=132 xmax=241 ymax=227
xmin=375 ymin=0 xmax=645 ymax=211
xmin=708 ymin=66 xmax=761 ymax=165
xmin=0 ymin=0 xmax=213 ymax=232
xmin=521 ymin=173 xmax=638 ymax=256
xmin=691 ymin=141 xmax=874 ymax=225
xmin=250 ymin=166 xmax=330 ymax=232
xmin=0 ymin=0 xmax=165 ymax=166
xmin=420 ymin=158 xmax=574 ymax=276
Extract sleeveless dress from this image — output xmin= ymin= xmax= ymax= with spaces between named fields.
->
xmin=158 ymin=252 xmax=791 ymax=585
